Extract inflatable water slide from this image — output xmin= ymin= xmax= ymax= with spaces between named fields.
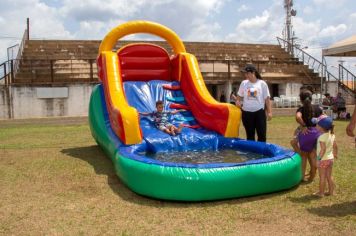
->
xmin=89 ymin=21 xmax=302 ymax=201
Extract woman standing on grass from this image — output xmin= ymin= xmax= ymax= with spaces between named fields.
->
xmin=235 ymin=64 xmax=272 ymax=142
xmin=295 ymin=90 xmax=322 ymax=182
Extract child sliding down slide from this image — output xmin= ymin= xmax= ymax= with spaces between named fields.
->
xmin=140 ymin=100 xmax=184 ymax=136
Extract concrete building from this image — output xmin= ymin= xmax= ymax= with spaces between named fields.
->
xmin=0 ymin=40 xmax=353 ymax=119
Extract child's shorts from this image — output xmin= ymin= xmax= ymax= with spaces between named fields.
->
xmin=318 ymin=159 xmax=334 ymax=169
xmin=157 ymin=122 xmax=173 ymax=131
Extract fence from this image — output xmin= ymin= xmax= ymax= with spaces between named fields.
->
xmin=339 ymin=64 xmax=356 ymax=92
xmin=0 ymin=58 xmax=98 ymax=85
xmin=0 ymin=60 xmax=14 ymax=85
xmin=277 ymin=37 xmax=356 ymax=97
xmin=0 ymin=58 xmax=285 ymax=85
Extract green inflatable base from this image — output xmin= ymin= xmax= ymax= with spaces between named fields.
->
xmin=89 ymin=84 xmax=302 ymax=201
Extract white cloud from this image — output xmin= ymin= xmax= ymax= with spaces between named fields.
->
xmin=319 ymin=24 xmax=347 ymax=38
xmin=186 ymin=22 xmax=222 ymax=42
xmin=288 ymin=17 xmax=349 ymax=60
xmin=312 ymin=0 xmax=346 ymax=8
xmin=74 ymin=21 xmax=109 ymax=39
xmin=60 ymin=0 xmax=141 ymax=22
xmin=0 ymin=0 xmax=227 ymax=61
xmin=237 ymin=4 xmax=249 ymax=13
xmin=60 ymin=0 xmax=226 ymax=40
xmin=293 ymin=17 xmax=321 ymax=41
xmin=0 ymin=0 xmax=71 ymax=61
xmin=303 ymin=6 xmax=314 ymax=15
xmin=61 ymin=0 xmax=224 ymax=23
xmin=237 ymin=10 xmax=270 ymax=30
xmin=224 ymin=1 xmax=286 ymax=44
xmin=0 ymin=1 xmax=70 ymax=40
xmin=0 ymin=0 xmax=354 ymax=64
xmin=291 ymin=18 xmax=330 ymax=58
xmin=350 ymin=12 xmax=356 ymax=20
xmin=312 ymin=0 xmax=332 ymax=4
xmin=194 ymin=0 xmax=224 ymax=14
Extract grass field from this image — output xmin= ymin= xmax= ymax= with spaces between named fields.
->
xmin=0 ymin=116 xmax=355 ymax=235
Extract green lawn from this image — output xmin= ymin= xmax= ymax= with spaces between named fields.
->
xmin=0 ymin=117 xmax=355 ymax=235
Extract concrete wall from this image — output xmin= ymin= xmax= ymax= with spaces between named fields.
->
xmin=0 ymin=82 xmax=353 ymax=120
xmin=326 ymin=81 xmax=338 ymax=96
xmin=0 ymin=86 xmax=11 ymax=118
xmin=326 ymin=81 xmax=355 ymax=104
xmin=286 ymin=83 xmax=303 ymax=97
xmin=0 ymin=84 xmax=95 ymax=119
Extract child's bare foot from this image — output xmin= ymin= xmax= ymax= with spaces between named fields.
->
xmin=177 ymin=124 xmax=183 ymax=134
xmin=325 ymin=183 xmax=336 ymax=196
xmin=302 ymin=173 xmax=310 ymax=181
xmin=165 ymin=129 xmax=174 ymax=136
xmin=308 ymin=172 xmax=316 ymax=182
xmin=313 ymin=192 xmax=324 ymax=197
xmin=307 ymin=176 xmax=315 ymax=182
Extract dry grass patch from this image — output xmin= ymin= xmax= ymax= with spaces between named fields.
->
xmin=0 ymin=117 xmax=355 ymax=235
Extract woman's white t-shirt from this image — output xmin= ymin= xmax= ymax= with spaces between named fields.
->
xmin=237 ymin=79 xmax=270 ymax=112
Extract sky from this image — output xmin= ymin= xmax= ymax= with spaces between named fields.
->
xmin=1 ymin=0 xmax=356 ymax=72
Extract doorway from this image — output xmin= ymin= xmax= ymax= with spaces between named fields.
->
xmin=271 ymin=84 xmax=279 ymax=98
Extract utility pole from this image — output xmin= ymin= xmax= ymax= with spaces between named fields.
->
xmin=27 ymin=18 xmax=30 ymax=40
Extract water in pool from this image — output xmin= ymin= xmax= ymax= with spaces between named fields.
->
xmin=143 ymin=149 xmax=267 ymax=164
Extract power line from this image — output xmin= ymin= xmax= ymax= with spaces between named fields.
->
xmin=0 ymin=36 xmax=22 ymax=40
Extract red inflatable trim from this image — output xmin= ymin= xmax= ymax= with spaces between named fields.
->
xmin=169 ymin=103 xmax=190 ymax=110
xmin=118 ymin=44 xmax=172 ymax=82
xmin=163 ymin=84 xmax=181 ymax=90
xmin=182 ymin=124 xmax=201 ymax=129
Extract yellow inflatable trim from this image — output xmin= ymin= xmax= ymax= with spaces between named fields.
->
xmin=99 ymin=21 xmax=186 ymax=55
xmin=183 ymin=53 xmax=241 ymax=137
xmin=102 ymin=51 xmax=142 ymax=144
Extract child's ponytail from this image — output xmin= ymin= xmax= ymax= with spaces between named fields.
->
xmin=300 ymin=90 xmax=313 ymax=124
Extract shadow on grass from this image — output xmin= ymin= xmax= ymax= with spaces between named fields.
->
xmin=221 ymin=184 xmax=301 ymax=205
xmin=61 ymin=145 xmax=152 ymax=204
xmin=288 ymin=194 xmax=356 ymax=217
xmin=61 ymin=145 xmax=302 ymax=207
xmin=307 ymin=201 xmax=356 ymax=217
xmin=288 ymin=194 xmax=322 ymax=203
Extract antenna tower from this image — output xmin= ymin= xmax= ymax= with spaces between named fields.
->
xmin=284 ymin=0 xmax=297 ymax=53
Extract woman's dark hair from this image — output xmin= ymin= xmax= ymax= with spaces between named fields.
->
xmin=300 ymin=85 xmax=314 ymax=93
xmin=254 ymin=71 xmax=262 ymax=80
xmin=300 ymin=90 xmax=313 ymax=124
